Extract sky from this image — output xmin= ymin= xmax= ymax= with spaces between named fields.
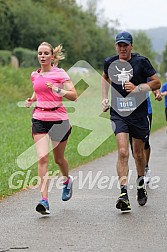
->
xmin=76 ymin=0 xmax=167 ymax=30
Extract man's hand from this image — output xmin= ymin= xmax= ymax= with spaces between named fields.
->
xmin=153 ymin=89 xmax=162 ymax=101
xmin=161 ymin=91 xmax=167 ymax=96
xmin=102 ymin=98 xmax=110 ymax=112
xmin=124 ymin=81 xmax=136 ymax=92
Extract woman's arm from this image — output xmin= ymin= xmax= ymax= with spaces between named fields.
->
xmin=46 ymin=80 xmax=78 ymax=101
xmin=25 ymin=92 xmax=36 ymax=107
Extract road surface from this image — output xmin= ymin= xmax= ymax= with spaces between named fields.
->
xmin=0 ymin=127 xmax=167 ymax=252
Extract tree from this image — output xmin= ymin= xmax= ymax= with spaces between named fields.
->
xmin=133 ymin=31 xmax=157 ymax=68
xmin=0 ymin=0 xmax=157 ymax=69
xmin=0 ymin=0 xmax=16 ymax=49
xmin=11 ymin=0 xmax=63 ymax=49
xmin=161 ymin=43 xmax=167 ymax=75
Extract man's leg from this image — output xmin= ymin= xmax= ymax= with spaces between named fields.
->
xmin=144 ymin=113 xmax=152 ymax=184
xmin=144 ymin=141 xmax=151 ymax=184
xmin=132 ymin=138 xmax=148 ymax=206
xmin=144 ymin=142 xmax=151 ymax=168
xmin=116 ymin=132 xmax=129 ymax=184
xmin=115 ymin=132 xmax=131 ymax=211
xmin=133 ymin=138 xmax=145 ymax=176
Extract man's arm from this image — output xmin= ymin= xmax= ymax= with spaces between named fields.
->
xmin=161 ymin=91 xmax=167 ymax=96
xmin=101 ymin=71 xmax=111 ymax=112
xmin=147 ymin=74 xmax=161 ymax=91
xmin=125 ymin=74 xmax=161 ymax=93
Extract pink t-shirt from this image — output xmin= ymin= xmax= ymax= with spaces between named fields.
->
xmin=31 ymin=66 xmax=70 ymax=121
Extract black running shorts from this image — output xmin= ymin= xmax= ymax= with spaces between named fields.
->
xmin=32 ymin=118 xmax=72 ymax=142
xmin=111 ymin=113 xmax=150 ymax=142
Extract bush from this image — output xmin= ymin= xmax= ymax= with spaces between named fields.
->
xmin=13 ymin=47 xmax=38 ymax=67
xmin=0 ymin=50 xmax=12 ymax=65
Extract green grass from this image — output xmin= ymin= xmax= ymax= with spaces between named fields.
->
xmin=0 ymin=67 xmax=166 ymax=199
xmin=0 ymin=101 xmax=117 ymax=198
xmin=150 ymin=94 xmax=166 ymax=131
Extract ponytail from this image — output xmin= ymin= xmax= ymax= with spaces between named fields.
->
xmin=53 ymin=44 xmax=65 ymax=66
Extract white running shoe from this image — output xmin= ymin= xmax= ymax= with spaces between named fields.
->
xmin=144 ymin=168 xmax=151 ymax=185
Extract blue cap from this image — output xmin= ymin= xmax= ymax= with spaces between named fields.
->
xmin=115 ymin=31 xmax=133 ymax=44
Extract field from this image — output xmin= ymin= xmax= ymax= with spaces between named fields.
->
xmin=0 ymin=67 xmax=166 ymax=198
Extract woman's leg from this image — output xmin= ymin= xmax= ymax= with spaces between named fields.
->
xmin=52 ymin=140 xmax=73 ymax=201
xmin=33 ymin=133 xmax=50 ymax=199
xmin=52 ymin=140 xmax=69 ymax=180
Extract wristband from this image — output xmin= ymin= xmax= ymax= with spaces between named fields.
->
xmin=137 ymin=84 xmax=151 ymax=92
xmin=137 ymin=84 xmax=143 ymax=92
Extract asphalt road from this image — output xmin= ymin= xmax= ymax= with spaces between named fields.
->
xmin=0 ymin=127 xmax=167 ymax=252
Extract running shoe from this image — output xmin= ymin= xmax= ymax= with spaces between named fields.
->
xmin=62 ymin=176 xmax=73 ymax=201
xmin=36 ymin=199 xmax=50 ymax=215
xmin=137 ymin=185 xmax=148 ymax=206
xmin=144 ymin=168 xmax=151 ymax=184
xmin=116 ymin=192 xmax=131 ymax=211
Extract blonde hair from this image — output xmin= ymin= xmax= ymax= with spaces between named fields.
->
xmin=39 ymin=42 xmax=65 ymax=65
xmin=53 ymin=44 xmax=65 ymax=66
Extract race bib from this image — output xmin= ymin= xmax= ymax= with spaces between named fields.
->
xmin=117 ymin=97 xmax=136 ymax=112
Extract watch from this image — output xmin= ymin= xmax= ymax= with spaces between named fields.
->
xmin=56 ymin=87 xmax=61 ymax=93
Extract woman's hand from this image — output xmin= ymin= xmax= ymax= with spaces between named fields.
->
xmin=46 ymin=81 xmax=57 ymax=91
xmin=25 ymin=98 xmax=34 ymax=108
xmin=46 ymin=81 xmax=61 ymax=94
xmin=25 ymin=92 xmax=36 ymax=107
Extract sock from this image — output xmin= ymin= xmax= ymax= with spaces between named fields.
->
xmin=63 ymin=177 xmax=70 ymax=185
xmin=120 ymin=185 xmax=127 ymax=194
xmin=137 ymin=175 xmax=144 ymax=187
xmin=145 ymin=165 xmax=149 ymax=171
xmin=42 ymin=197 xmax=48 ymax=202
